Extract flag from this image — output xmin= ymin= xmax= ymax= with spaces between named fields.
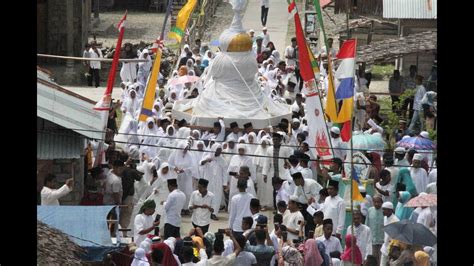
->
xmin=139 ymin=47 xmax=163 ymax=122
xmin=168 ymin=0 xmax=198 ymax=43
xmin=340 ymin=120 xmax=351 ymax=142
xmin=313 ymin=0 xmax=329 ymax=49
xmin=351 ymin=167 xmax=365 ymax=201
xmin=288 ymin=0 xmax=318 ymax=93
xmin=92 ymin=11 xmax=127 ymax=167
xmin=324 ymin=39 xmax=357 ymax=123
xmin=150 ymin=38 xmax=164 ymax=53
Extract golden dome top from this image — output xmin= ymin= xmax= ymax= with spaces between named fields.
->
xmin=226 ymin=33 xmax=253 ymax=52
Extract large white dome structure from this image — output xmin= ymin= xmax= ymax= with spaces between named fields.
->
xmin=172 ymin=0 xmax=292 ymax=129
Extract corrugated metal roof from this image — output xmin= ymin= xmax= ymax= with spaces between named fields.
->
xmin=37 ymin=130 xmax=84 ymax=159
xmin=383 ymin=0 xmax=437 ymax=19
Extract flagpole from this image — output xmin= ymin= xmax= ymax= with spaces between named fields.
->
xmin=350 ymin=107 xmax=355 ymax=264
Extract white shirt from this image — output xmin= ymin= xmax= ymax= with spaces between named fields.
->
xmin=103 ymin=171 xmax=123 ymax=205
xmin=428 ymin=169 xmax=437 ymax=184
xmin=300 ymin=167 xmax=313 ymax=180
xmin=413 ymin=85 xmax=427 ymax=111
xmin=40 ymin=184 xmax=72 ymax=205
xmin=416 ymin=207 xmax=433 ymax=229
xmin=316 ymin=235 xmax=342 ymax=257
xmin=88 ymin=48 xmax=103 ymax=69
xmin=284 ymin=45 xmax=297 ymax=67
xmin=322 ymin=195 xmax=346 ymax=235
xmin=189 ymin=190 xmax=215 ymax=226
xmin=133 ymin=213 xmax=155 ymax=246
xmin=283 ymin=211 xmax=305 ymax=241
xmin=276 ymin=186 xmax=290 ymax=204
xmin=207 ymin=253 xmax=237 ymax=266
xmin=235 ymin=251 xmax=257 ymax=266
xmin=410 ymin=167 xmax=428 ymax=193
xmin=375 ymin=182 xmax=393 ymax=203
xmin=346 ymin=224 xmax=372 ymax=260
xmin=229 ymin=192 xmax=255 ymax=232
xmin=381 ymin=214 xmax=400 ymax=255
xmin=260 ymin=0 xmax=269 ymax=8
xmin=292 ymin=178 xmax=322 ymax=204
xmin=261 ymin=33 xmax=271 ymax=48
xmin=331 ymin=137 xmax=347 ymax=161
xmin=282 ymin=179 xmax=296 ymax=196
xmin=164 ymin=189 xmax=186 ymax=227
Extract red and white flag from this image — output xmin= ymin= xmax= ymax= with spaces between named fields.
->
xmin=116 ymin=10 xmax=127 ymax=31
xmin=150 ymin=38 xmax=164 ymax=53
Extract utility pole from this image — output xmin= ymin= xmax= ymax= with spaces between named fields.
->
xmin=94 ymin=0 xmax=100 ymax=19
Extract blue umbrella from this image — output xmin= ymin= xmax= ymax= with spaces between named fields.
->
xmin=396 ymin=136 xmax=436 ymax=150
xmin=383 ymin=220 xmax=437 ymax=246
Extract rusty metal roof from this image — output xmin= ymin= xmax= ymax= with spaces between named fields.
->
xmin=37 ymin=128 xmax=85 ymax=159
xmin=356 ymin=30 xmax=437 ymax=64
xmin=383 ymin=0 xmax=437 ymax=19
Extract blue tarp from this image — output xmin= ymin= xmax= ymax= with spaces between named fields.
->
xmin=37 ymin=206 xmax=121 ymax=262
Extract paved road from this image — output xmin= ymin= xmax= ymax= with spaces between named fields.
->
xmin=242 ymin=0 xmax=290 ymax=55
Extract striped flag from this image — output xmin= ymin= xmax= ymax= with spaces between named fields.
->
xmin=325 ymin=39 xmax=357 ymax=123
xmin=351 ymin=167 xmax=365 ymax=201
xmin=139 ymin=46 xmax=163 ymax=122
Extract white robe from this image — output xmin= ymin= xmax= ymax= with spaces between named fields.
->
xmin=168 ymin=143 xmax=196 ymax=209
xmin=120 ymin=61 xmax=138 ymax=83
xmin=322 ymin=195 xmax=346 ymax=235
xmin=253 ymin=139 xmax=273 ymax=208
xmin=200 ymin=144 xmax=228 ymax=215
xmin=227 ymin=151 xmax=257 ymax=200
xmin=410 ymin=167 xmax=428 ymax=193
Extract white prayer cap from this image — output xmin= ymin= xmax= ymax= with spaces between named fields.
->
xmin=142 ymin=49 xmax=149 ymax=54
xmin=291 ymin=105 xmax=300 ymax=112
xmin=302 ymin=126 xmax=309 ymax=132
xmin=402 ymin=135 xmax=410 ymax=140
xmin=358 ymin=185 xmax=366 ymax=193
xmin=413 ymin=153 xmax=423 ymax=161
xmin=263 ymin=27 xmax=268 ymax=31
xmin=382 ymin=202 xmax=394 ymax=210
xmin=184 ymin=44 xmax=190 ymax=50
xmin=330 ymin=126 xmax=340 ymax=135
xmin=420 ymin=131 xmax=430 ymax=139
xmin=292 ymin=118 xmax=300 ymax=123
xmin=249 ymin=29 xmax=255 ymax=33
xmin=394 ymin=147 xmax=406 ymax=154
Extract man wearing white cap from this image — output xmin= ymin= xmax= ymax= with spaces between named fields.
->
xmin=330 ymin=126 xmax=347 ymax=161
xmin=410 ymin=153 xmax=428 ymax=193
xmin=248 ymin=29 xmax=256 ymax=43
xmin=394 ymin=147 xmax=409 ymax=167
xmin=380 ymin=202 xmax=399 ymax=266
xmin=259 ymin=27 xmax=271 ymax=47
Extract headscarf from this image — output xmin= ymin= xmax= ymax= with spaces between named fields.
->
xmin=304 ymin=239 xmax=324 ymax=266
xmin=340 ymin=234 xmax=363 ymax=264
xmin=152 ymin=100 xmax=163 ymax=118
xmin=253 ymin=137 xmax=270 ymax=167
xmin=164 ymin=237 xmax=177 ymax=252
xmin=168 ymin=89 xmax=178 ymax=103
xmin=131 ymin=247 xmax=150 ymax=266
xmin=204 ymin=232 xmax=216 ymax=246
xmin=151 ymin=242 xmax=178 ymax=266
xmin=186 ymin=58 xmax=194 ymax=69
xmin=414 ymin=251 xmax=430 ymax=266
xmin=256 ymin=129 xmax=267 ymax=143
xmin=397 ymin=168 xmax=418 ymax=197
xmin=281 ymin=246 xmax=304 ymax=266
xmin=192 ymin=129 xmax=201 ymax=140
xmin=271 ymin=50 xmax=281 ymax=63
xmin=395 ymin=191 xmax=414 ymax=220
xmin=138 ymin=49 xmax=152 ymax=72
xmin=178 ymin=65 xmax=188 ymax=76
xmin=210 ymin=143 xmax=223 ymax=158
xmin=317 ymin=241 xmax=330 ymax=266
xmin=139 ymin=200 xmax=156 ymax=214
xmin=201 ymin=50 xmax=214 ymax=68
xmin=245 ymin=132 xmax=257 ymax=154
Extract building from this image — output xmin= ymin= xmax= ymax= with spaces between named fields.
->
xmin=37 ymin=67 xmax=104 ymax=205
xmin=383 ymin=0 xmax=437 ymax=77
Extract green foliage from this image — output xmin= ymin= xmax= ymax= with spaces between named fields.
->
xmin=371 ymin=64 xmax=395 ymax=80
xmin=428 ymin=128 xmax=437 ymax=142
xmin=378 ymin=97 xmax=399 ymax=150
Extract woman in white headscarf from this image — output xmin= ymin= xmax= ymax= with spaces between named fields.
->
xmin=191 ymin=129 xmax=201 ymax=141
xmin=121 ymin=89 xmax=141 ymax=118
xmin=152 ymin=100 xmax=163 ymax=119
xmin=137 ymin=49 xmax=152 ymax=85
xmin=156 ymin=125 xmax=177 ymax=160
xmin=200 ymin=143 xmax=229 ymax=218
xmin=145 ymin=162 xmax=176 ymax=223
xmin=256 ymin=129 xmax=268 ymax=143
xmin=227 ymin=143 xmax=257 ymax=200
xmin=245 ymin=132 xmax=258 ymax=155
xmin=191 ymin=140 xmax=207 ymax=179
xmin=222 ymin=136 xmax=238 ymax=163
xmin=131 ymin=247 xmax=149 ymax=266
xmin=271 ymin=50 xmax=281 ymax=63
xmin=201 ymin=50 xmax=214 ymax=69
xmin=139 ymin=117 xmax=159 ymax=158
xmin=168 ymin=141 xmax=196 ymax=211
xmin=253 ymin=136 xmax=273 ymax=209
xmin=167 ymin=89 xmax=178 ymax=104
xmin=259 ymin=60 xmax=269 ymax=75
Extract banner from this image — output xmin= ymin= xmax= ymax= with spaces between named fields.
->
xmin=306 ymin=92 xmax=333 ymax=163
xmin=168 ymin=0 xmax=198 ymax=43
xmin=139 ymin=39 xmax=163 ymax=122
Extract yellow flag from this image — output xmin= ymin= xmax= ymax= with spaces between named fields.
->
xmin=168 ymin=0 xmax=198 ymax=43
xmin=351 ymin=179 xmax=365 ymax=202
xmin=324 ymin=57 xmax=353 ymax=123
xmin=139 ymin=49 xmax=162 ymax=122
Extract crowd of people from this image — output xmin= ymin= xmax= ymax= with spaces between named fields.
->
xmin=41 ymin=22 xmax=438 ymax=266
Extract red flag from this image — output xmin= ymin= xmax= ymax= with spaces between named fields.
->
xmin=289 ymin=1 xmax=313 ymax=82
xmin=94 ymin=10 xmax=127 ymax=111
xmin=340 ymin=120 xmax=352 ymax=142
